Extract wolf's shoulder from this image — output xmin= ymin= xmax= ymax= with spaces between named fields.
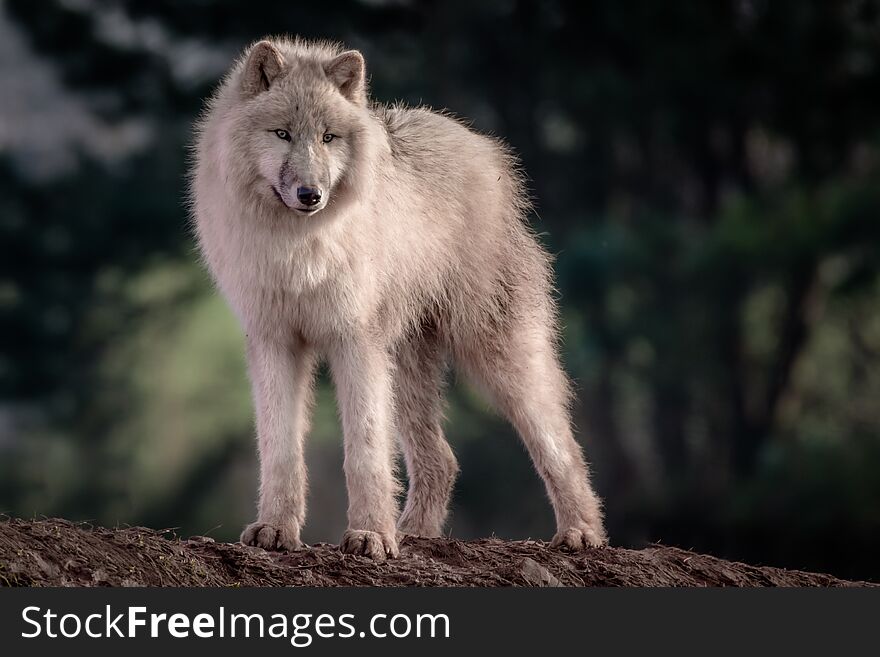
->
xmin=372 ymin=102 xmax=489 ymax=158
xmin=374 ymin=103 xmax=465 ymax=132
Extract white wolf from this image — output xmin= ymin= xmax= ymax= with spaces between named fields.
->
xmin=190 ymin=37 xmax=606 ymax=560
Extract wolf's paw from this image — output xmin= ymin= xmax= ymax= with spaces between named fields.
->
xmin=240 ymin=521 xmax=302 ymax=552
xmin=397 ymin=513 xmax=442 ymax=538
xmin=340 ymin=529 xmax=399 ymax=562
xmin=550 ymin=524 xmax=607 ymax=551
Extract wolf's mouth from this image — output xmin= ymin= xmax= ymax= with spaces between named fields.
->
xmin=271 ymin=186 xmax=322 ymax=215
xmin=271 ymin=185 xmax=287 ymax=204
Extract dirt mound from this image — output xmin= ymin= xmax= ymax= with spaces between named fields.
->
xmin=0 ymin=517 xmax=871 ymax=587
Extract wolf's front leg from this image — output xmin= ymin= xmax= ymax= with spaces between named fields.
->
xmin=329 ymin=338 xmax=401 ymax=561
xmin=240 ymin=337 xmax=317 ymax=551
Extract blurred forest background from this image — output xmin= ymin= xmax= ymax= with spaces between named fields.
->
xmin=1 ymin=0 xmax=880 ymax=582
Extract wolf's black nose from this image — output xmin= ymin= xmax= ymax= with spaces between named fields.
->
xmin=297 ymin=187 xmax=322 ymax=206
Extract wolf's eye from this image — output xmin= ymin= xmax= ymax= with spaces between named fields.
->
xmin=322 ymin=133 xmax=336 ymax=144
xmin=273 ymin=129 xmax=291 ymax=141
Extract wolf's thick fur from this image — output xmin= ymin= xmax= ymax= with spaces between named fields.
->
xmin=190 ymin=37 xmax=606 ymax=560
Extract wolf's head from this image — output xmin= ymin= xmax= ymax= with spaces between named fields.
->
xmin=228 ymin=39 xmax=373 ymax=217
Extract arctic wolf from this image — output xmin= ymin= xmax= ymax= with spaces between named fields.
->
xmin=190 ymin=37 xmax=606 ymax=560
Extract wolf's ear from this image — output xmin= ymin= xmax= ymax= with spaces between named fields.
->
xmin=241 ymin=40 xmax=285 ymax=97
xmin=324 ymin=50 xmax=366 ymax=105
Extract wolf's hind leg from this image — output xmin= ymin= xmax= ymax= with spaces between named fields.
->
xmin=457 ymin=326 xmax=607 ymax=548
xmin=394 ymin=333 xmax=458 ymax=537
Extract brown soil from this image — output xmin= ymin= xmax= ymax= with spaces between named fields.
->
xmin=0 ymin=517 xmax=872 ymax=587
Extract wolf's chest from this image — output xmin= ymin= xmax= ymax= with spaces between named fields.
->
xmin=223 ymin=237 xmax=368 ymax=341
